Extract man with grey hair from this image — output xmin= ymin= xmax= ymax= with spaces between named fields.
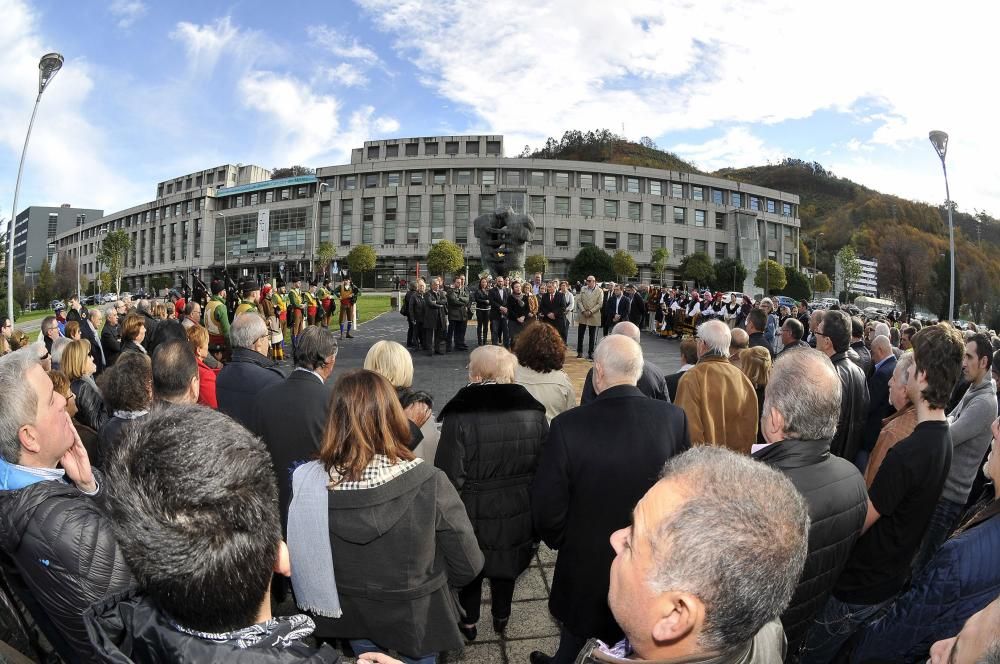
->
xmin=675 ymin=319 xmax=759 ymax=453
xmin=729 ymin=327 xmax=749 ymax=362
xmin=753 ymin=349 xmax=868 ymax=658
xmin=101 ymin=304 xmax=122 ymax=368
xmin=81 ymin=307 xmax=107 ymax=375
xmin=861 ymin=335 xmax=897 ymax=462
xmin=531 ymin=335 xmax=689 ymax=664
xmin=815 ymin=309 xmax=869 ymax=462
xmin=808 ymin=309 xmax=826 ymax=348
xmin=580 ymin=322 xmax=669 ymax=404
xmin=216 ymin=314 xmax=286 ymax=429
xmin=0 ymin=350 xmax=132 ymax=662
xmin=135 ymin=298 xmax=160 ymax=352
xmin=577 ymin=446 xmax=809 ymax=664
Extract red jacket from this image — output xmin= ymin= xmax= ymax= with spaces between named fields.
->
xmin=197 ymin=358 xmax=220 ymax=409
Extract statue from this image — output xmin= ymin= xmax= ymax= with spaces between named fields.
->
xmin=472 ymin=206 xmax=536 ymax=277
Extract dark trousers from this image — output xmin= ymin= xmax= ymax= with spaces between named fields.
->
xmin=559 ymin=317 xmax=569 ymax=343
xmin=552 ymin=628 xmax=588 ymax=664
xmin=414 ymin=323 xmax=425 ymax=350
xmin=476 ymin=315 xmax=490 ymax=345
xmin=457 ymin=572 xmax=515 ymax=624
xmin=490 ymin=317 xmax=508 ymax=346
xmin=447 ymin=320 xmax=468 ymax=350
xmin=576 ymin=324 xmax=597 ymax=356
xmin=406 ymin=319 xmax=418 ymax=347
xmin=424 ymin=325 xmax=444 ymax=355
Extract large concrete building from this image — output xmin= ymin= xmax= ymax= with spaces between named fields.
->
xmin=835 ymin=255 xmax=879 ymax=298
xmin=12 ymin=205 xmax=104 ymax=277
xmin=54 ymin=135 xmax=801 ymax=294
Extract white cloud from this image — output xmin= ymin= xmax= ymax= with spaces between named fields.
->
xmin=308 ymin=25 xmax=380 ymax=64
xmin=319 ymin=63 xmax=368 ymax=87
xmin=170 ymin=16 xmax=273 ymax=75
xmin=672 ymin=128 xmax=785 ymax=172
xmin=356 ymin=0 xmax=1000 ymax=212
xmin=108 ymin=0 xmax=146 ymax=29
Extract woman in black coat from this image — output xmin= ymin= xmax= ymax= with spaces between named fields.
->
xmin=435 ymin=345 xmax=548 ymax=639
xmin=473 ymin=277 xmax=491 ymax=346
xmin=506 ymin=281 xmax=532 ymax=346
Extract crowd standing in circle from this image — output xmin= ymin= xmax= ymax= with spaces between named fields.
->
xmin=0 ymin=276 xmax=999 ymax=663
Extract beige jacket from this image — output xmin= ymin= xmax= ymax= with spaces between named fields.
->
xmin=674 ymin=355 xmax=759 ymax=454
xmin=515 ymin=365 xmax=576 ymax=422
xmin=577 ymin=286 xmax=604 ymax=327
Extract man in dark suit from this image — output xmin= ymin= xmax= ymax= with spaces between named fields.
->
xmin=531 ymin=335 xmax=690 ymax=664
xmin=603 ymin=283 xmax=624 ymax=336
xmin=623 ymin=284 xmax=644 ymax=327
xmin=538 ymin=280 xmax=566 ymax=333
xmin=101 ymin=305 xmax=123 ymax=368
xmin=580 ymin=322 xmax=669 ymax=403
xmin=665 ymin=337 xmax=699 ymax=402
xmin=488 ymin=276 xmax=509 ymax=347
xmin=859 ymin=335 xmax=897 ymax=468
xmin=249 ymin=326 xmax=337 ymax=529
xmin=80 ymin=308 xmax=108 ymax=375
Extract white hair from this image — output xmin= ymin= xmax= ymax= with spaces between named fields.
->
xmin=697 ymin=320 xmax=732 ymax=356
xmin=230 ymin=313 xmax=268 ymax=350
xmin=873 ymin=322 xmax=890 ymax=339
xmin=594 ymin=335 xmax=643 ymax=384
xmin=611 ymin=321 xmax=641 ymax=343
xmin=870 ymin=335 xmax=892 ymax=357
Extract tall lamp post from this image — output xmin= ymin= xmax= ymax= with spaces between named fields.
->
xmin=813 ymin=232 xmax=824 ymax=291
xmin=929 ymin=130 xmax=955 ymax=322
xmin=7 ymin=52 xmax=64 ymax=322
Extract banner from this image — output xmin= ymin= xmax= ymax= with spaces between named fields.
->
xmin=256 ymin=209 xmax=270 ymax=248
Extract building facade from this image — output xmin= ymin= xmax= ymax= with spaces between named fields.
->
xmin=835 ymin=255 xmax=878 ymax=298
xmin=53 ymin=135 xmax=801 ymax=294
xmin=13 ymin=205 xmax=104 ymax=277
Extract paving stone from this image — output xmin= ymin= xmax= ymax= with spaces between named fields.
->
xmin=536 ymin=544 xmax=557 ymax=567
xmin=505 ymin=636 xmax=561 ymax=664
xmin=504 ymin=600 xmax=559 ymax=640
xmin=513 ymin=566 xmax=549 ymax=601
xmin=442 ymin=643 xmax=504 ymax=664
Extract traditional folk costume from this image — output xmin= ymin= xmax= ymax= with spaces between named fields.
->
xmin=335 ymin=282 xmax=360 ymax=338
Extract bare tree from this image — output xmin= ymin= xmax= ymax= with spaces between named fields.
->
xmin=878 ymin=229 xmax=934 ymax=318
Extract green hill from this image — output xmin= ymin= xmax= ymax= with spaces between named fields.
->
xmin=519 ymin=129 xmax=704 ymax=174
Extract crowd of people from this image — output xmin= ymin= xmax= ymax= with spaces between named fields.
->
xmin=0 ymin=274 xmax=999 ymax=664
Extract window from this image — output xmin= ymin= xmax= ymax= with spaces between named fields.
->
xmin=673 ymin=207 xmax=686 ymax=224
xmin=692 ymin=186 xmax=704 ymax=201
xmin=166 ymin=183 xmax=172 ymax=194
xmin=341 ymin=199 xmax=353 ymax=246
xmin=579 ymin=173 xmax=593 ymax=189
xmin=424 ymin=142 xmax=439 ymax=155
xmin=486 ymin=141 xmax=501 ymax=155
xmin=715 ymin=212 xmax=726 ymax=230
xmin=481 ymin=170 xmax=496 ymax=186
xmin=365 ymin=174 xmax=379 ymax=188
xmin=465 ymin=141 xmax=479 ymax=154
xmin=319 ymin=202 xmax=331 ymax=243
xmin=712 ymin=189 xmax=724 ymax=205
xmin=604 ymin=199 xmax=619 ymax=218
xmin=555 ymin=172 xmax=569 ymax=187
xmin=367 ymin=146 xmax=380 ymax=159
xmin=456 ymin=170 xmax=472 ymax=185
xmin=783 ymin=202 xmax=793 ymax=217
xmin=732 ymin=192 xmax=742 ymax=208
xmin=384 ymin=197 xmax=397 ymax=244
xmin=296 ymin=187 xmax=308 ymax=198
xmin=530 ymin=171 xmax=545 ymax=186
xmin=479 ymin=194 xmax=495 ymax=214
xmin=650 ymin=180 xmax=662 ymax=196
xmin=769 ymin=224 xmax=778 ymax=239
xmin=694 ymin=210 xmax=706 ymax=227
xmin=555 ymin=228 xmax=570 ymax=247
xmin=280 ymin=188 xmax=290 ymax=201
xmin=715 ymin=242 xmax=728 ymax=261
xmin=671 ymin=183 xmax=683 ymax=198
xmin=580 ymin=198 xmax=595 ymax=217
xmin=431 ymin=195 xmax=445 ymax=240
xmin=555 ymin=196 xmax=570 ymax=215
xmin=387 ymin=172 xmax=400 ymax=187
xmin=196 ymin=175 xmax=203 ymax=187
xmin=409 ymin=171 xmax=424 ymax=185
xmin=695 ymin=239 xmax=707 ymax=255
xmin=673 ymin=237 xmax=687 ymax=257
xmin=265 ymin=191 xmax=274 ymax=203
xmin=206 ymin=172 xmax=214 ymax=185
xmin=604 ymin=232 xmax=618 ymax=250
xmin=530 ymin=196 xmax=545 ymax=215
xmin=170 ymin=223 xmax=176 ymax=261
xmin=626 ymin=178 xmax=640 ymax=193
xmin=343 ymin=176 xmax=356 ymax=190
xmin=386 ymin=144 xmax=399 ymax=158
xmin=750 ymin=196 xmax=760 ymax=211
xmin=363 ymin=197 xmax=375 ymax=222
xmin=445 ymin=141 xmax=459 ymax=154
xmin=455 ymin=195 xmax=470 ymax=244
xmin=505 ymin=170 xmax=521 ymax=186
xmin=405 ymin=143 xmax=418 ymax=156
xmin=651 ymin=204 xmax=665 ymax=224
xmin=628 ymin=201 xmax=641 ymax=221
xmin=768 ymin=249 xmax=777 ymax=261
xmin=784 ymin=252 xmax=794 ymax=266
xmin=651 ymin=235 xmax=665 ymax=250
xmin=384 ymin=196 xmax=398 ymax=221
xmin=433 ymin=171 xmax=446 ymax=185
xmin=580 ymin=230 xmax=595 ymax=247
xmin=783 ymin=226 xmax=792 ymax=239
xmin=767 ymin=199 xmax=776 ymax=214
xmin=628 ymin=233 xmax=642 ymax=251
xmin=407 ymin=196 xmax=421 ymax=244
xmin=250 ymin=193 xmax=258 ymax=206
xmin=603 ymin=175 xmax=617 ymax=191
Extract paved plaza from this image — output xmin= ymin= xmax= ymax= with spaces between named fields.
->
xmin=314 ymin=312 xmax=683 ymax=663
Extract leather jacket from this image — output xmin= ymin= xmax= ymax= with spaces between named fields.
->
xmin=71 ymin=377 xmax=110 ymax=432
xmin=830 ymin=351 xmax=870 ymax=462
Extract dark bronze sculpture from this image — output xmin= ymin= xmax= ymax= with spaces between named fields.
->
xmin=472 ymin=206 xmax=536 ymax=277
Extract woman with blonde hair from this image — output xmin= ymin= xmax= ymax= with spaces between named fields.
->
xmin=739 ymin=345 xmax=772 ymax=445
xmin=63 ymin=338 xmax=109 ymax=431
xmin=120 ymin=313 xmax=147 ymax=354
xmin=286 ymin=369 xmax=482 ymax=664
xmin=365 ymin=339 xmax=434 ymax=455
xmin=152 ymin=302 xmax=168 ymax=320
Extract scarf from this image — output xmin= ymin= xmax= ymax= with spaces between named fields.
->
xmin=287 ymin=461 xmax=342 ymax=618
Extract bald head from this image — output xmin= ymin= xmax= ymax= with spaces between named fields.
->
xmin=730 ymin=328 xmax=749 ymax=357
xmin=611 ymin=321 xmax=641 ymax=343
xmin=593 ymin=335 xmax=644 ymax=394
xmin=870 ymin=335 xmax=892 ymax=363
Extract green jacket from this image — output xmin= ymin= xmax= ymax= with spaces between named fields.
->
xmin=446 ymin=287 xmax=470 ymax=321
xmin=289 ymin=288 xmax=305 ymax=311
xmin=234 ymin=299 xmax=259 ymax=317
xmin=205 ymin=295 xmax=231 ymax=341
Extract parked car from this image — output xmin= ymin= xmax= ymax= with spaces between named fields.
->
xmin=774 ymin=295 xmax=797 ymax=310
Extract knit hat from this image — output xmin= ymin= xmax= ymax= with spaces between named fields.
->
xmin=210 ymin=279 xmax=225 ymax=295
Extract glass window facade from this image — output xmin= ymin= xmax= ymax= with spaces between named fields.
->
xmin=431 ymin=195 xmax=445 ymax=240
xmin=580 ymin=230 xmax=595 ymax=246
xmin=407 ymin=196 xmax=421 ymax=244
xmin=628 ymin=201 xmax=641 ymax=221
xmin=604 ymin=231 xmax=618 ymax=250
xmin=580 ymin=198 xmax=595 ymax=217
xmin=341 ymin=199 xmax=353 ymax=246
xmin=673 ymin=207 xmax=686 ymax=224
xmin=694 ymin=210 xmax=706 ymax=227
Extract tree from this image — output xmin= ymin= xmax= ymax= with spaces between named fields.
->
xmin=651 ymin=248 xmax=670 ymax=285
xmin=799 ymin=239 xmax=812 ymax=268
xmin=568 ymin=246 xmax=614 ymax=284
xmin=929 ymin=253 xmax=962 ymax=322
xmin=680 ymin=252 xmax=714 ymax=289
xmin=271 ymin=166 xmax=314 ymax=180
xmin=55 ymin=251 xmax=79 ymax=299
xmin=780 ymin=266 xmax=812 ymax=302
xmin=754 ymin=260 xmax=786 ymax=294
xmin=836 ymin=246 xmax=862 ymax=303
xmin=35 ymin=260 xmax=54 ymax=306
xmin=149 ymin=276 xmax=171 ymax=293
xmin=315 ymin=241 xmax=337 ymax=279
xmin=711 ymin=258 xmax=747 ymax=293
xmin=524 ymin=254 xmax=548 ymax=278
xmin=347 ymin=245 xmax=378 ymax=288
xmin=97 ymin=230 xmax=132 ymax=294
xmin=425 ymin=241 xmax=464 ymax=278
xmin=878 ymin=228 xmax=934 ymax=319
xmin=611 ymin=250 xmax=638 ymax=282
xmin=814 ymin=272 xmax=832 ymax=294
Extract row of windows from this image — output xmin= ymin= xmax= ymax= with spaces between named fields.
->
xmin=365 ymin=139 xmax=502 ymax=160
xmin=59 ymin=200 xmax=204 ymax=248
xmin=159 ymin=168 xmax=231 ymax=197
xmin=222 ymin=185 xmax=315 ymax=210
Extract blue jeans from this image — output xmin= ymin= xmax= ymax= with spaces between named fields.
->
xmin=350 ymin=639 xmax=436 ymax=664
xmin=800 ymin=594 xmax=893 ymax=664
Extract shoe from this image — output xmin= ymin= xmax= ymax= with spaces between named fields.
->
xmin=576 ymin=353 xmax=583 ymax=359
xmin=588 ymin=354 xmax=594 ymax=361
xmin=492 ymin=616 xmax=509 ymax=635
xmin=459 ymin=623 xmax=477 ymax=642
xmin=435 ymin=351 xmax=445 ymax=355
xmin=346 ymin=332 xmax=354 ymax=338
xmin=530 ymin=651 xmax=552 ymax=664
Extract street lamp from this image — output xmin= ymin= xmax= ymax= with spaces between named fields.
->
xmin=7 ymin=52 xmax=64 ymax=321
xmin=813 ymin=232 xmax=824 ymax=290
xmin=929 ymin=130 xmax=955 ymax=322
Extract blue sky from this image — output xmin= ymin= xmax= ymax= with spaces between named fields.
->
xmin=1 ymin=0 xmax=996 ymax=233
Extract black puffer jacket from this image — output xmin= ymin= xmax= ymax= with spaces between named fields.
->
xmin=753 ymin=439 xmax=868 ymax=661
xmin=85 ymin=590 xmax=340 ymax=663
xmin=217 ymin=347 xmax=286 ymax=430
xmin=435 ymin=383 xmax=548 ymax=580
xmin=0 ymin=477 xmax=133 ymax=664
xmin=71 ymin=377 xmax=110 ymax=433
xmin=830 ymin=351 xmax=870 ymax=462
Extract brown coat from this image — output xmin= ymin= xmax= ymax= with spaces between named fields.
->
xmin=674 ymin=354 xmax=759 ymax=453
xmin=864 ymin=404 xmax=918 ymax=487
